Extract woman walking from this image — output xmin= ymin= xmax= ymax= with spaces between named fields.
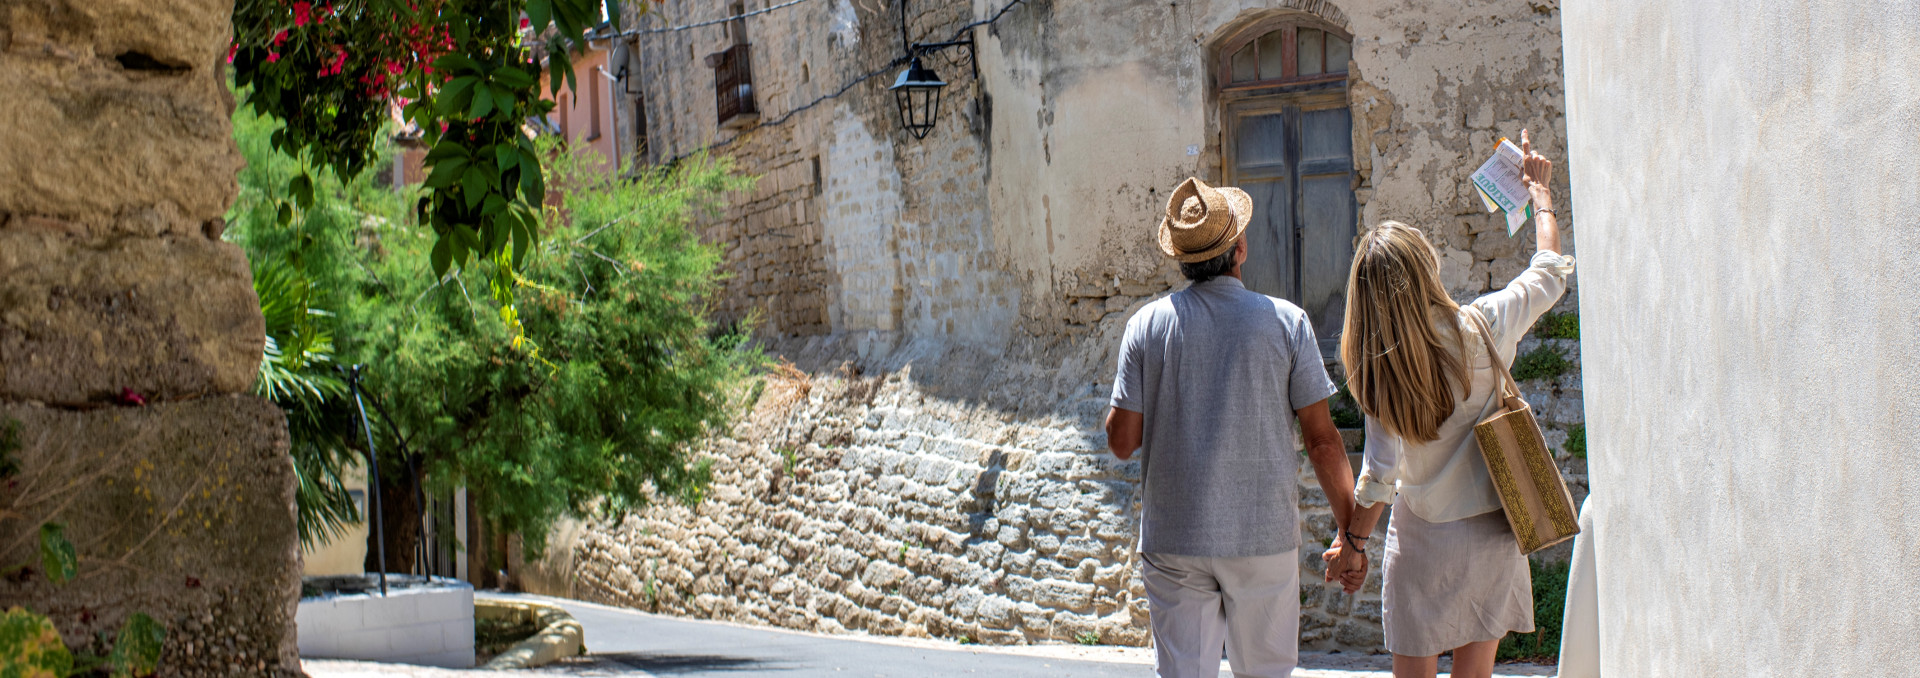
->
xmin=1333 ymin=130 xmax=1572 ymax=678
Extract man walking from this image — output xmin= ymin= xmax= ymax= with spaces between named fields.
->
xmin=1106 ymin=177 xmax=1367 ymax=678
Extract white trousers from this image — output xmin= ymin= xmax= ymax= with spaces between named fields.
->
xmin=1141 ymin=550 xmax=1300 ymax=678
xmin=1558 ymin=497 xmax=1601 ymax=678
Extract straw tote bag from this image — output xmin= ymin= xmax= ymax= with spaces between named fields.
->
xmin=1466 ymin=309 xmax=1581 ymax=555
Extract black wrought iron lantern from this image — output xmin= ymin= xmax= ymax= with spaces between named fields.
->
xmin=889 ymin=57 xmax=946 ymax=140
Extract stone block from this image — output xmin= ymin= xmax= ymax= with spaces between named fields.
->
xmin=0 ymin=0 xmax=242 ymax=235
xmin=0 ymin=396 xmax=299 ymax=677
xmin=0 ymin=230 xmax=263 ymax=403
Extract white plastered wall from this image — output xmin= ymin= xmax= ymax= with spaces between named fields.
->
xmin=1563 ymin=1 xmax=1920 ymax=674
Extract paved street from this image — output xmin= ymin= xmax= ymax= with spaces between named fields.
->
xmin=302 ymin=593 xmax=1555 ymax=678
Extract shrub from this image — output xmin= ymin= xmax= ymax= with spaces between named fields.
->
xmin=1563 ymin=424 xmax=1586 ymax=459
xmin=1511 ymin=346 xmax=1573 ymax=382
xmin=226 ymin=101 xmax=760 ymax=558
xmin=1497 ymin=558 xmax=1571 ymax=662
xmin=1534 ymin=311 xmax=1580 ymax=340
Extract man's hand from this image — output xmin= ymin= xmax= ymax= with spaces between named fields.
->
xmin=1520 ymin=128 xmax=1554 ymax=212
xmin=1322 ymin=538 xmax=1369 ymax=594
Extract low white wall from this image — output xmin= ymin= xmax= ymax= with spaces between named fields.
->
xmin=296 ymin=580 xmax=476 ymax=668
xmin=1564 ymin=1 xmax=1920 ymax=675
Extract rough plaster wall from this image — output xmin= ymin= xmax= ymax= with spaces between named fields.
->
xmin=822 ymin=108 xmax=906 ymax=336
xmin=0 ymin=0 xmax=298 ymax=674
xmin=1563 ymin=1 xmax=1920 ymax=674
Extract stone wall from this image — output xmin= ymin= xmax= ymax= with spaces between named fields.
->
xmin=534 ymin=336 xmax=1393 ymax=650
xmin=0 ymin=0 xmax=299 ymax=674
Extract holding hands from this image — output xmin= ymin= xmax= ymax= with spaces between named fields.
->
xmin=1322 ymin=531 xmax=1369 ymax=594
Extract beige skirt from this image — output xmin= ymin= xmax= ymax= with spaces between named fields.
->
xmin=1381 ymin=497 xmax=1534 ymax=657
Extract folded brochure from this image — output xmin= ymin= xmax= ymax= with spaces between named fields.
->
xmin=1471 ymin=137 xmax=1534 ymax=236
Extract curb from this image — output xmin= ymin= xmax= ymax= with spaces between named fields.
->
xmin=476 ymin=599 xmax=584 ymax=669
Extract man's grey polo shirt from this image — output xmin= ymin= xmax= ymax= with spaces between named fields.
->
xmin=1110 ymin=276 xmax=1337 ymax=557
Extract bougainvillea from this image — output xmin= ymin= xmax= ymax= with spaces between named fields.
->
xmin=229 ymin=0 xmax=657 ymax=290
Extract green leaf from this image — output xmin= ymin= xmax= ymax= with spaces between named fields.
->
xmin=424 ymin=140 xmax=472 ymax=164
xmin=461 ymin=166 xmax=489 ymax=209
xmin=493 ymin=66 xmax=536 ymax=89
xmin=496 ymin=144 xmax=518 ymax=172
xmin=289 ymin=173 xmax=314 ymax=210
xmin=38 ymin=523 xmax=75 ymax=585
xmin=528 ymin=0 xmax=553 ymax=33
xmin=478 ymin=161 xmax=502 ymax=191
xmin=551 ymin=0 xmax=581 ymax=40
xmin=436 ymin=76 xmax=482 ymax=116
xmin=482 ymin=195 xmax=509 ymax=216
xmin=489 ymin=85 xmax=518 ymax=118
xmin=431 ymin=54 xmax=487 ymax=76
xmin=430 ymin=234 xmax=452 ymax=277
xmin=454 ymin=225 xmax=483 ymax=252
xmin=510 ymin=212 xmax=532 ymax=268
xmin=0 ymin=607 xmax=73 ymax=677
xmin=520 ymin=159 xmax=545 ymax=203
xmin=276 ymin=202 xmax=293 ymax=226
xmin=468 ymin=84 xmax=494 ymax=120
xmin=548 ymin=48 xmax=570 ymax=96
xmin=107 ymin=613 xmax=166 ymax=678
xmin=606 ymin=0 xmax=625 ymax=30
xmin=423 ymin=156 xmax=470 ymax=190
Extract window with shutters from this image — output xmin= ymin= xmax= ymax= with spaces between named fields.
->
xmin=710 ymin=1 xmax=757 ymax=130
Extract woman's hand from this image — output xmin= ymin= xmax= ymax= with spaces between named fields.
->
xmin=1322 ymin=536 xmax=1370 ymax=594
xmin=1520 ymin=128 xmax=1562 ymax=254
xmin=1520 ymin=129 xmax=1554 ymax=212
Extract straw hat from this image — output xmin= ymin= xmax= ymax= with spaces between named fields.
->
xmin=1158 ymin=177 xmax=1253 ymax=263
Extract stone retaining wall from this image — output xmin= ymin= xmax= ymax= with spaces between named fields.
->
xmin=534 ymin=316 xmax=1586 ymax=653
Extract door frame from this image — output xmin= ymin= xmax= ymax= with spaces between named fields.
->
xmin=1222 ymin=87 xmax=1353 ymax=300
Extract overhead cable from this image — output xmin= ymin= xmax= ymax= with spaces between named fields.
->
xmin=650 ymin=0 xmax=1028 ymax=166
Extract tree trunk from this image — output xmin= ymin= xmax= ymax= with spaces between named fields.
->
xmin=364 ymin=469 xmax=421 ymax=576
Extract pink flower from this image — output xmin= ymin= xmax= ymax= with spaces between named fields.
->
xmin=117 ymin=388 xmax=147 ymax=407
xmin=272 ymin=29 xmax=288 ymax=46
xmin=267 ymin=52 xmax=281 ymax=63
xmin=226 ymin=42 xmax=238 ymax=63
xmin=293 ymin=1 xmax=311 ymax=26
xmin=521 ymin=17 xmax=530 ymax=29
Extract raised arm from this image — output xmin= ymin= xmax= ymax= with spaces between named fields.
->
xmin=1521 ymin=128 xmax=1560 ymax=255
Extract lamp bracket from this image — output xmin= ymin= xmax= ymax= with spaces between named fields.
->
xmin=906 ymin=39 xmax=977 ymax=79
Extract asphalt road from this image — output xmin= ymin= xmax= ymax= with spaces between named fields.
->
xmin=303 ymin=592 xmax=1555 ymax=678
xmin=488 ymin=593 xmax=1154 ymax=678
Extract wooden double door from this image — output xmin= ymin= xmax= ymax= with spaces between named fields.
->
xmin=1224 ymin=89 xmax=1357 ymax=357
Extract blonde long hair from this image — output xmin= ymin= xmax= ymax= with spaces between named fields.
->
xmin=1339 ymin=222 xmax=1471 ymax=443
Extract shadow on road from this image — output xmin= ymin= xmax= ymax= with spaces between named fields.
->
xmin=590 ymin=652 xmax=783 ymax=673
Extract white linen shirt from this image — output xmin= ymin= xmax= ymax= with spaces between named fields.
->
xmin=1353 ymin=250 xmax=1575 ymax=523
